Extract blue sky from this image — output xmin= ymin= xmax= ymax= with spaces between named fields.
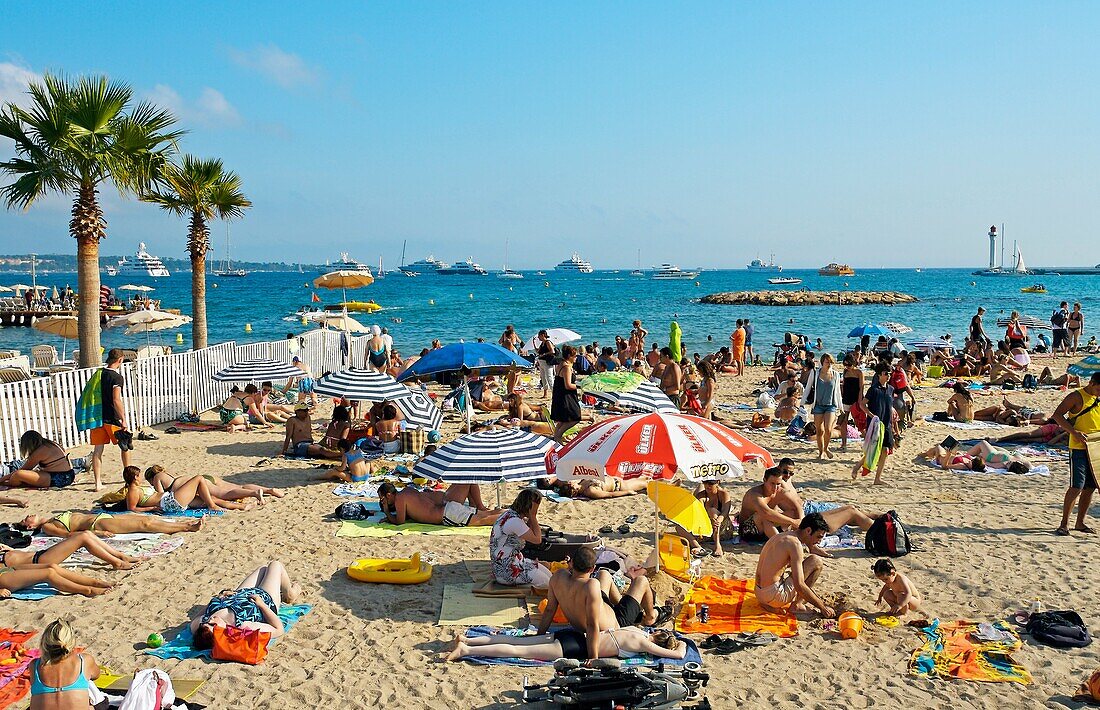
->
xmin=1 ymin=3 xmax=1099 ymax=269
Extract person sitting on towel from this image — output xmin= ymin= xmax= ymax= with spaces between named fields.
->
xmin=534 ymin=547 xmax=673 ymax=661
xmin=376 ymin=482 xmax=503 ymax=527
xmin=755 ymin=514 xmax=835 ymax=618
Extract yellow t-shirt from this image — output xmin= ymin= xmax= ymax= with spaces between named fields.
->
xmin=1069 ymin=388 xmax=1100 ymax=451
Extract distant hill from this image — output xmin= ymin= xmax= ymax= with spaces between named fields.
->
xmin=0 ymin=254 xmax=321 ymax=273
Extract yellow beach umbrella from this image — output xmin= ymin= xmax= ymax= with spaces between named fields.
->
xmin=313 ymin=271 xmax=374 ymax=291
xmin=647 ymin=481 xmax=712 ymax=537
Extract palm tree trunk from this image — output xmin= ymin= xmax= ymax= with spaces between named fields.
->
xmin=188 ymin=211 xmax=209 ymax=350
xmin=71 ymin=183 xmax=106 ymax=369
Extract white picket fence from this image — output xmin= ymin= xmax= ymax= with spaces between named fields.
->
xmin=0 ymin=328 xmax=355 ymax=461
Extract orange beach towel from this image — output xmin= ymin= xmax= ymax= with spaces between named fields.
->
xmin=0 ymin=628 xmax=39 ymax=710
xmin=675 ymin=576 xmax=798 ymax=638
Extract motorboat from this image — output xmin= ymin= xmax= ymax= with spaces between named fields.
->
xmin=405 ymin=255 xmax=450 ymax=273
xmin=818 ymin=263 xmax=855 ymax=276
xmin=554 ymin=253 xmax=594 ymax=273
xmin=747 ymin=254 xmax=782 ymax=271
xmin=437 ymin=258 xmax=488 ymax=275
xmin=1021 ymin=284 xmax=1047 ymax=294
xmin=324 ymin=300 xmax=383 ymax=312
xmin=651 ymin=264 xmax=700 ymax=280
xmin=498 ymin=240 xmax=524 ymax=278
xmin=768 ymin=277 xmax=802 ymax=285
xmin=212 ymin=224 xmax=247 ymax=277
xmin=116 ymin=243 xmax=170 ymax=278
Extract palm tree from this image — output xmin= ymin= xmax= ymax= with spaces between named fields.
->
xmin=0 ymin=74 xmax=181 ymax=368
xmin=144 ymin=156 xmax=250 ymax=349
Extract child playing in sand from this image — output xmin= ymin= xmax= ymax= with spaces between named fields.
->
xmin=873 ymin=559 xmax=922 ymax=616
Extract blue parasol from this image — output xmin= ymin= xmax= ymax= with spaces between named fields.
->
xmin=396 ymin=342 xmax=533 ymax=382
xmin=848 ymin=323 xmax=892 ymax=338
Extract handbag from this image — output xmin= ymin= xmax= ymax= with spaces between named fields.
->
xmin=211 ymin=625 xmax=270 ymax=665
xmin=401 ymin=427 xmax=426 ymax=455
xmin=751 ymin=412 xmax=772 ymax=429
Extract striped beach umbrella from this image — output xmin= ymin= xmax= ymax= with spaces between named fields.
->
xmin=314 ymin=369 xmax=410 ymax=401
xmin=414 ymin=428 xmax=555 ymax=484
xmin=586 ymin=380 xmax=678 ymax=414
xmin=882 ymin=322 xmax=913 ymax=334
xmin=398 ymin=390 xmax=444 ymax=431
xmin=906 ymin=337 xmax=954 ymax=352
xmin=212 ymin=359 xmax=302 ymax=382
xmin=548 ymin=412 xmax=773 ymax=482
xmin=996 ymin=314 xmax=1052 ymax=331
xmin=1069 ymin=355 xmax=1100 ymax=378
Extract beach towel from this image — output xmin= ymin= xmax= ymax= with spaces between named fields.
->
xmin=97 ymin=675 xmax=205 ymax=700
xmin=8 ymin=583 xmax=58 ymax=600
xmin=464 ymin=560 xmax=493 ymax=582
xmin=170 ymin=422 xmax=222 ymax=431
xmin=922 ymin=416 xmax=1009 ymax=430
xmin=675 ymin=576 xmax=798 ymax=638
xmin=26 ymin=534 xmax=185 ymax=568
xmin=0 ymin=629 xmax=39 ymax=709
xmin=333 ymin=482 xmax=383 ymax=498
xmin=145 ymin=604 xmax=312 ymax=660
xmin=909 ymin=619 xmax=1032 ymax=685
xmin=861 ymin=416 xmax=885 ymax=475
xmin=459 ymin=626 xmax=703 ymax=668
xmin=336 ymin=520 xmax=492 ymax=538
xmin=95 ymin=507 xmax=224 ymax=518
xmin=438 ymin=583 xmax=526 ymax=627
xmin=76 ymin=369 xmax=103 ymax=432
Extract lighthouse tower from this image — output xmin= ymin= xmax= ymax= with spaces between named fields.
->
xmin=988 ymin=225 xmax=997 ymax=269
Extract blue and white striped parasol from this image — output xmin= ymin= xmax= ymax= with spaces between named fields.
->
xmin=586 ymin=380 xmax=679 ymax=413
xmin=906 ymin=338 xmax=954 ymax=352
xmin=212 ymin=359 xmax=301 ymax=383
xmin=996 ymin=314 xmax=1052 ymax=331
xmin=413 ymin=428 xmax=554 ymax=484
xmin=398 ymin=390 xmax=444 ymax=431
xmin=314 ymin=369 xmax=411 ymax=401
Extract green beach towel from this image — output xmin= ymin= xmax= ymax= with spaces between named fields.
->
xmin=76 ymin=369 xmax=103 ymax=432
xmin=336 ymin=520 xmax=493 ymax=538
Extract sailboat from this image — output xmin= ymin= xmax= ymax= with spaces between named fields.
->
xmin=498 ymin=240 xmax=523 ymax=279
xmin=376 ymin=256 xmax=385 ymax=279
xmin=630 ymin=248 xmax=644 ymax=276
xmin=973 ymin=225 xmax=1033 ymax=276
xmin=394 ymin=240 xmax=419 ymax=277
xmin=212 ymin=223 xmax=247 ymax=277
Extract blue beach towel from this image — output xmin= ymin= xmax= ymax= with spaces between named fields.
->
xmin=145 ymin=604 xmax=313 ymax=659
xmin=460 ymin=626 xmax=702 ymax=667
xmin=9 ymin=583 xmax=57 ymax=600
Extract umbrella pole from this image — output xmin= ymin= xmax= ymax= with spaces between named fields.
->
xmin=496 ymin=480 xmax=502 ymax=509
xmin=654 ymin=485 xmax=661 ymax=574
xmin=464 ymin=381 xmax=472 ymax=434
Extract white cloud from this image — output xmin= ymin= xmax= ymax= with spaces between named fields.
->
xmin=0 ymin=62 xmax=41 ymax=108
xmin=227 ymin=44 xmax=319 ymax=89
xmin=144 ymin=85 xmax=242 ymax=128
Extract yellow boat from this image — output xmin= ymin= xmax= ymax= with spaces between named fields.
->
xmin=1021 ymin=284 xmax=1047 ymax=294
xmin=347 ymin=553 xmax=432 ymax=584
xmin=818 ymin=263 xmax=856 ymax=276
xmin=323 ymin=301 xmax=382 ymax=313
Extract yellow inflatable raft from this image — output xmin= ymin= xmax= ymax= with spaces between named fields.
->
xmin=324 ymin=301 xmax=383 ymax=313
xmin=347 ymin=553 xmax=432 ymax=584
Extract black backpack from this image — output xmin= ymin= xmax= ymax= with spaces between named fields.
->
xmin=865 ymin=510 xmax=912 ymax=557
xmin=334 ymin=502 xmax=375 ymax=521
xmin=1026 ymin=610 xmax=1092 ymax=648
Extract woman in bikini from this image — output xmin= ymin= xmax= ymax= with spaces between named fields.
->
xmin=189 ymin=560 xmax=303 ymax=650
xmin=837 ymin=354 xmax=864 ymax=451
xmin=123 ymin=466 xmax=245 ymax=515
xmin=376 ymin=403 xmax=403 ymax=454
xmin=317 ymin=439 xmax=373 ymax=483
xmin=219 ymin=387 xmax=262 ymax=432
xmin=1068 ymin=303 xmax=1085 ymax=353
xmin=961 ymin=439 xmax=1034 ymax=472
xmin=946 ymin=382 xmax=976 ymax=423
xmin=499 ymin=392 xmax=554 ymax=436
xmin=446 ymin=626 xmax=686 ymax=663
xmin=995 ymin=421 xmax=1069 ymax=446
xmin=309 ymin=407 xmax=352 ymax=460
xmin=919 ymin=443 xmax=987 ymax=472
xmin=696 ymin=360 xmax=717 ymax=420
xmin=2 ymin=530 xmax=143 ymax=570
xmin=3 ymin=431 xmax=78 ymax=489
xmin=551 ymin=477 xmax=649 ymax=500
xmin=28 ymin=620 xmax=104 ymax=709
xmin=18 ymin=510 xmax=202 ymax=537
xmin=0 ymin=563 xmax=113 ymax=599
xmin=144 ymin=465 xmax=281 ymax=505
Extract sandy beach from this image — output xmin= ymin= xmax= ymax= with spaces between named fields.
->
xmin=2 ymin=354 xmax=1097 ymax=709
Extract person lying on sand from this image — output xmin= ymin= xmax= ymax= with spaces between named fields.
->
xmin=919 ymin=443 xmax=988 ymax=471
xmin=376 ymin=482 xmax=503 ymax=527
xmin=190 ymin=560 xmax=303 ymax=650
xmin=446 ymin=626 xmax=685 ymax=663
xmin=0 ymin=494 xmax=28 ymax=508
xmin=755 ymin=514 xmax=835 ymax=618
xmin=535 ymin=548 xmax=671 ymax=660
xmin=19 ymin=511 xmax=202 ymax=537
xmin=0 ymin=563 xmax=113 ymax=598
xmin=873 ymin=559 xmax=923 ymax=617
xmin=144 ymin=465 xmax=281 ymax=505
xmin=549 ymin=477 xmax=650 ymax=500
xmin=123 ymin=466 xmax=248 ymax=514
xmin=2 ymin=530 xmax=142 ymax=570
xmin=737 ymin=466 xmax=879 ymax=557
xmin=995 ymin=421 xmax=1069 ymax=446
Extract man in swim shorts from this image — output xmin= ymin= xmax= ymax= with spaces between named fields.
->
xmin=735 ymin=468 xmax=802 ymax=544
xmin=755 ymin=513 xmax=835 ymax=617
xmin=769 ymin=460 xmax=881 ymax=556
xmin=280 ymin=404 xmax=314 ymax=457
xmin=377 ymin=482 xmax=503 ymax=527
xmin=535 ymin=547 xmax=670 ymax=660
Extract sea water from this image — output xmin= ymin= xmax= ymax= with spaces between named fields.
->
xmin=1 ymin=269 xmax=1097 ymax=359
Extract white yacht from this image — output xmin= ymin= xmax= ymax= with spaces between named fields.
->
xmin=554 ymin=253 xmax=594 ymax=273
xmin=498 ymin=268 xmax=524 ymax=279
xmin=747 ymin=254 xmax=782 ymax=272
xmin=437 ymin=258 xmax=488 ymax=275
xmin=651 ymin=264 xmax=700 ymax=280
xmin=405 ymin=255 xmax=450 ymax=273
xmin=319 ymin=253 xmax=373 ymax=275
xmin=768 ymin=277 xmax=802 ymax=285
xmin=117 ymin=243 xmax=170 ymax=278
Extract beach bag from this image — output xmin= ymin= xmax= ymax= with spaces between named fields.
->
xmin=401 ymin=427 xmax=426 ymax=455
xmin=1022 ymin=374 xmax=1039 ymax=390
xmin=926 ymin=365 xmax=944 ymax=379
xmin=865 ymin=510 xmax=912 ymax=557
xmin=751 ymin=412 xmax=772 ymax=429
xmin=756 ymin=391 xmax=777 ymax=410
xmin=1027 ymin=610 xmax=1092 ymax=648
xmin=334 ymin=501 xmax=374 ymax=520
xmin=211 ymin=625 xmax=270 ymax=665
xmin=785 ymin=415 xmax=807 ymax=437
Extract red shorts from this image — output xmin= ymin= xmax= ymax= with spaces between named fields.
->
xmin=90 ymin=424 xmax=122 ymax=446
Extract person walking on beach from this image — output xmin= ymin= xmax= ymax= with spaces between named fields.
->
xmin=535 ymin=330 xmax=556 ymax=392
xmin=1051 ymin=301 xmax=1071 ymax=356
xmin=730 ymin=319 xmax=745 ymax=377
xmin=1068 ymin=303 xmax=1085 ymax=353
xmin=970 ymin=307 xmax=990 ymax=348
xmin=853 ymin=362 xmax=895 ymax=485
xmin=90 ymin=349 xmax=131 ymax=492
xmin=802 ymin=353 xmax=842 ymax=459
xmin=1051 ymin=372 xmax=1100 ymax=536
